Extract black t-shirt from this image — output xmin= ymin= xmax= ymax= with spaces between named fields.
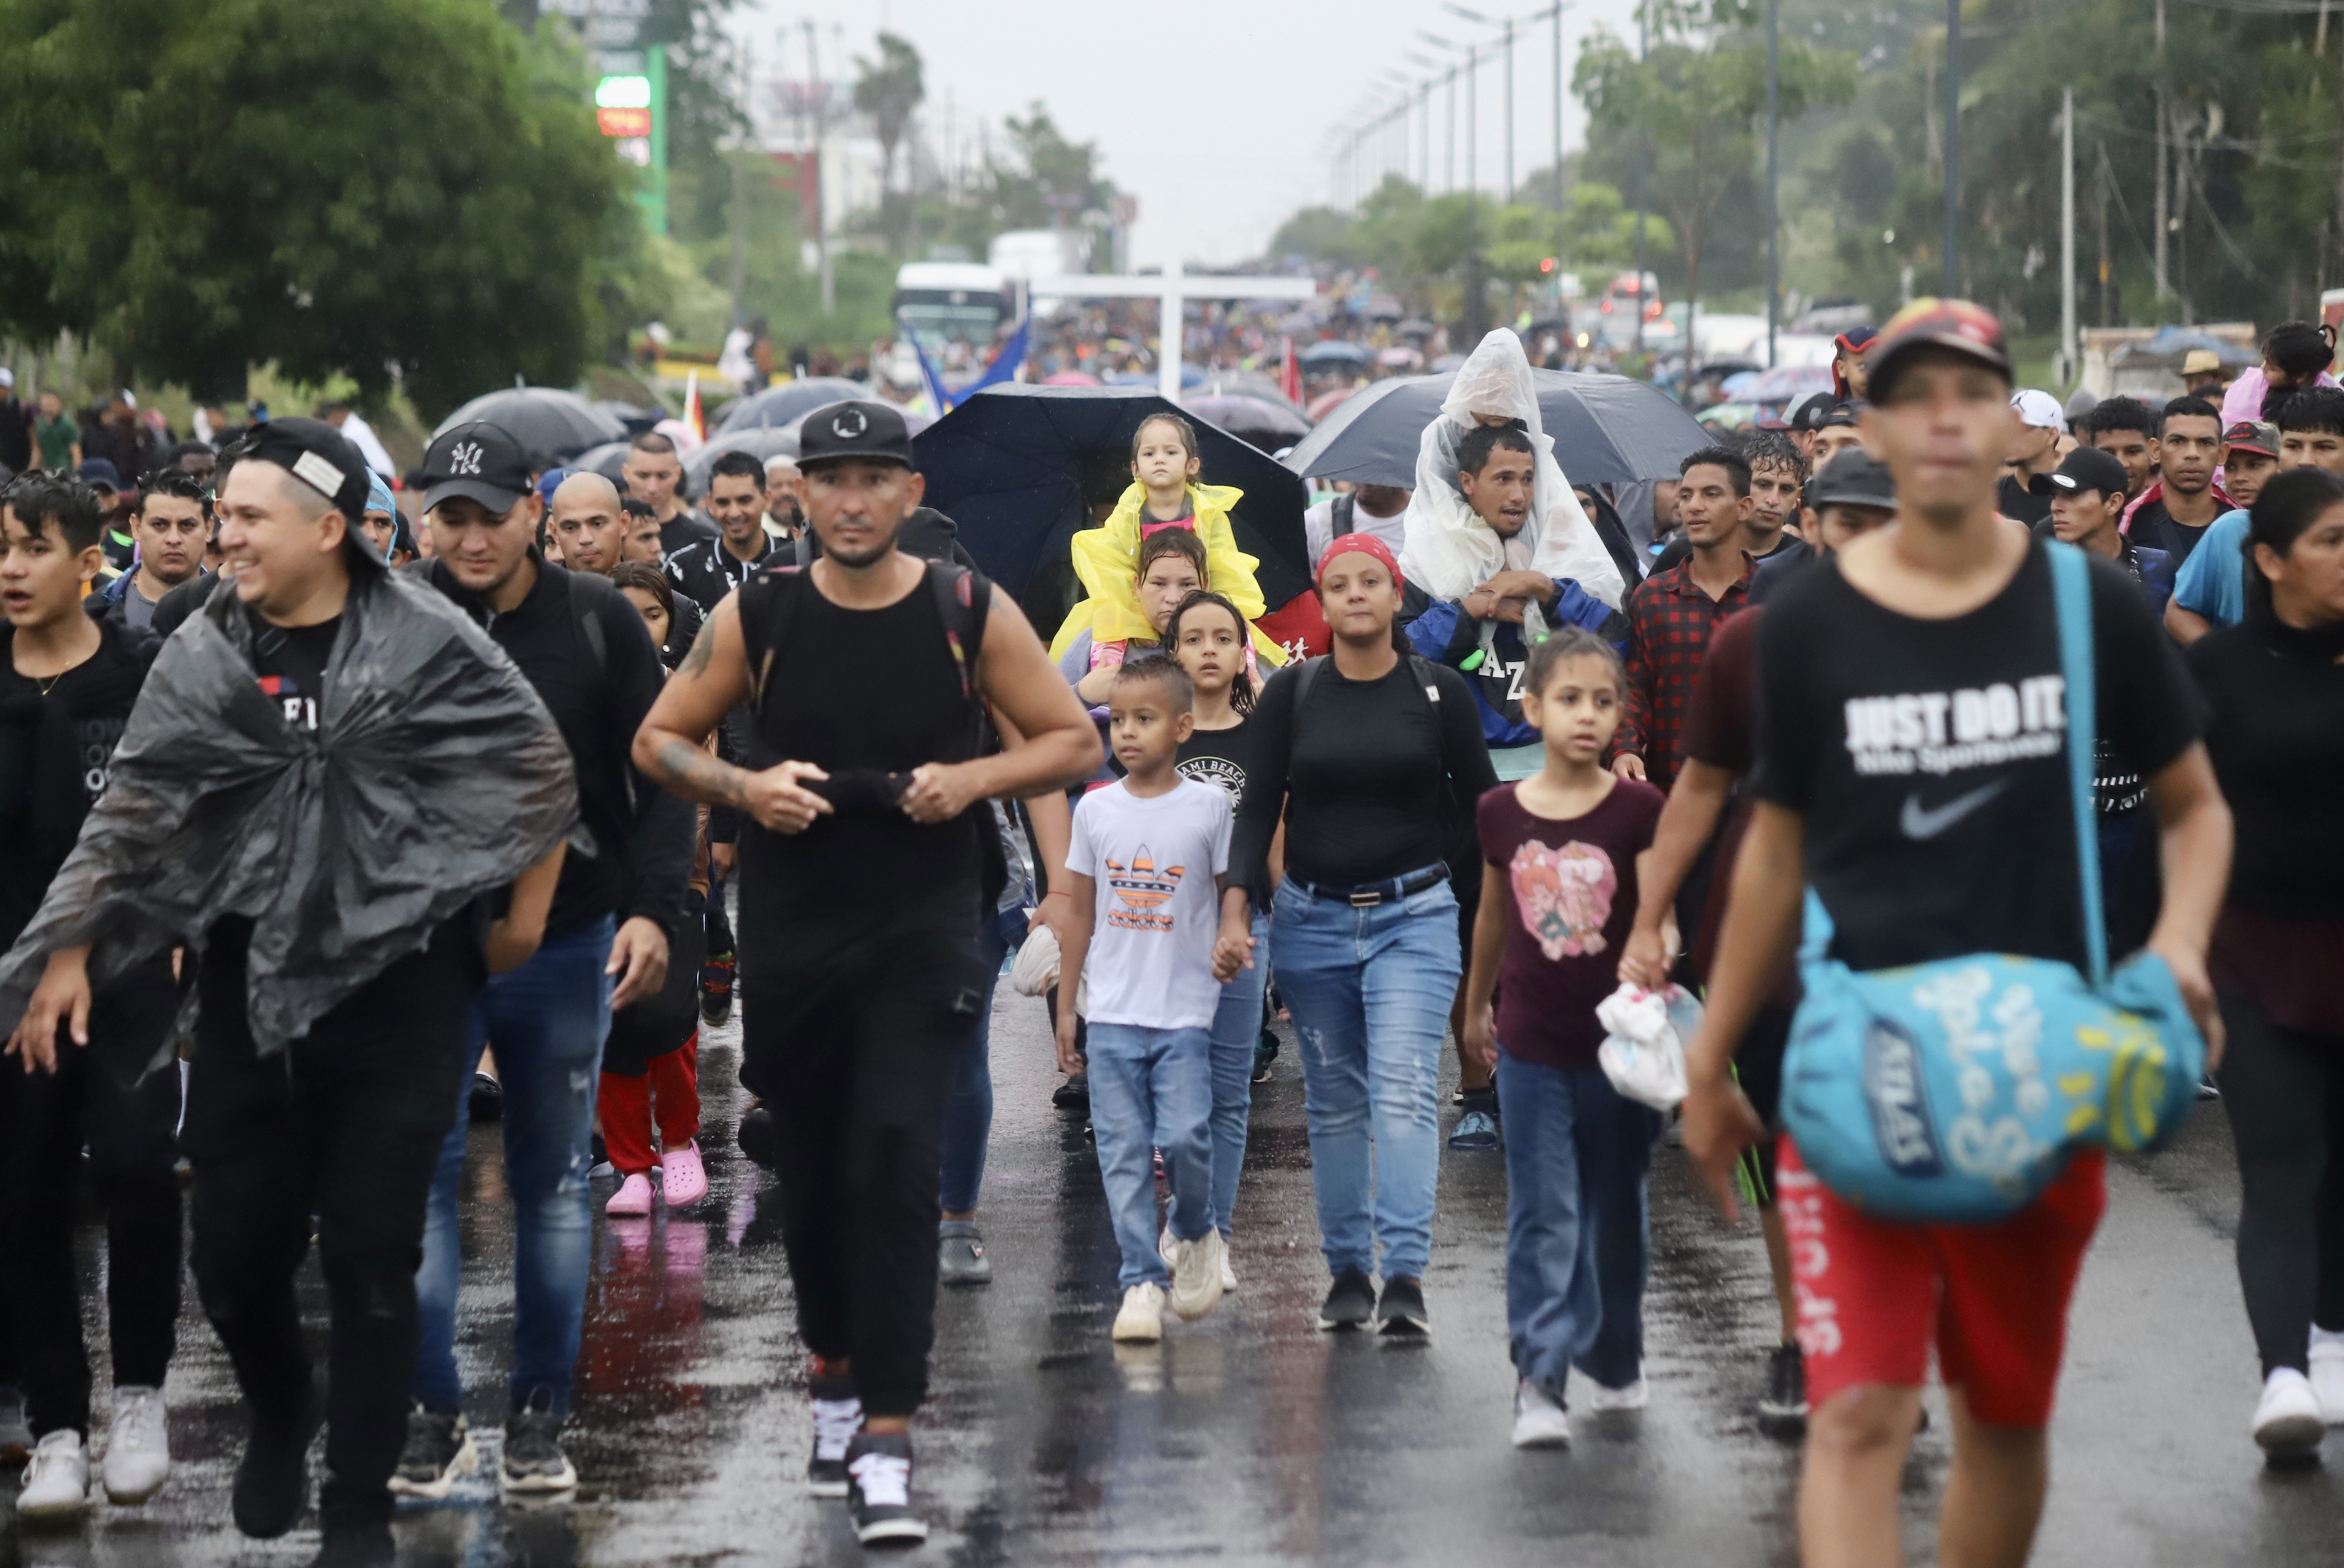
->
xmin=1174 ymin=715 xmax=1268 ymax=804
xmin=0 ymin=621 xmax=155 ymax=946
xmin=1231 ymin=656 xmax=1498 ymax=891
xmin=248 ymin=613 xmax=340 ymax=733
xmin=2188 ymin=623 xmax=2344 ymax=923
xmin=1996 ymin=473 xmax=2051 ymax=526
xmin=1752 ymin=542 xmax=2203 ymax=972
xmin=2127 ymin=498 xmax=2211 ymax=565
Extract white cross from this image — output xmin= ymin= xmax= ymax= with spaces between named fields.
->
xmin=1027 ymin=259 xmax=1319 ymax=400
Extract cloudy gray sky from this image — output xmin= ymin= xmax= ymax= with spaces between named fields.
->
xmin=733 ymin=0 xmax=1650 ymax=268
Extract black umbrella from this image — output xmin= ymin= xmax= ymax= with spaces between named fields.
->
xmin=432 ymin=387 xmax=627 ymax=460
xmin=569 ymin=440 xmax=631 ymax=485
xmin=1192 ymin=368 xmax=1306 ymax=417
xmin=683 ymin=426 xmax=802 ymax=499
xmin=714 ymin=377 xmax=869 ymax=434
xmin=1298 ymin=339 xmax=1371 ymax=368
xmin=1283 ymin=370 xmax=1710 ymax=488
xmin=1180 ymin=394 xmax=1312 ymax=453
xmin=914 ymin=384 xmax=1310 ymax=637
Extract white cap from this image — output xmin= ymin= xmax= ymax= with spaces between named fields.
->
xmin=0 ymin=369 xmax=12 ymax=388
xmin=2011 ymin=388 xmax=2066 ymax=433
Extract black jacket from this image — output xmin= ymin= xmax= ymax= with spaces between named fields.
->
xmin=664 ymin=528 xmax=778 ymax=616
xmin=419 ymin=551 xmax=695 ymax=940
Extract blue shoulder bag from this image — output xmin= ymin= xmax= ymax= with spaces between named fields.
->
xmin=1778 ymin=542 xmax=2206 ymax=1223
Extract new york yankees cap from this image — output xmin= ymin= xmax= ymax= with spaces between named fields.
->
xmin=421 ymin=421 xmax=535 ymax=514
xmin=796 ymin=400 xmax=916 ymax=472
xmin=233 ymin=418 xmax=373 ymax=521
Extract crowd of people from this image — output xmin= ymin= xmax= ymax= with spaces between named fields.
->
xmin=0 ymin=295 xmax=2338 ymax=1568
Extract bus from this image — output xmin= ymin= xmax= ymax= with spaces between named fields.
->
xmin=891 ymin=263 xmax=1015 ymax=371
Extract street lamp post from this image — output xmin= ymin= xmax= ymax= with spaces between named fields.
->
xmin=1943 ymin=0 xmax=1959 ymax=296
xmin=1765 ymin=0 xmax=1778 ymax=368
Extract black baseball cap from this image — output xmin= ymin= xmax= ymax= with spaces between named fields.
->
xmin=2032 ymin=445 xmax=2129 ymax=501
xmin=1788 ymin=392 xmax=1845 ymax=433
xmin=797 ymin=400 xmax=915 ymax=472
xmin=235 ymin=418 xmax=372 ymax=520
xmin=1807 ymin=449 xmax=1896 ymax=511
xmin=421 ymin=421 xmax=534 ymax=514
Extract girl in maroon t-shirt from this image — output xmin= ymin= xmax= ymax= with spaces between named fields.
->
xmin=1460 ymin=628 xmax=1665 ymax=1449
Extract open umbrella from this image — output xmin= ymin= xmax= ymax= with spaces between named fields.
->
xmin=913 ymin=384 xmax=1309 ymax=638
xmin=432 ymin=387 xmax=626 ymax=460
xmin=1305 ymin=385 xmax=1361 ymax=423
xmin=1192 ymin=369 xmax=1305 ymax=417
xmin=713 ymin=377 xmax=868 ymax=434
xmin=571 ymin=440 xmax=631 ymax=485
xmin=684 ymin=408 xmax=935 ymax=497
xmin=1299 ymin=339 xmax=1371 ymax=369
xmin=1283 ymin=370 xmax=1710 ymax=488
xmin=1180 ymin=394 xmax=1312 ymax=453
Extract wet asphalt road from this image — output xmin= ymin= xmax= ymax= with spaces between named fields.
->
xmin=7 ymin=981 xmax=2344 ymax=1567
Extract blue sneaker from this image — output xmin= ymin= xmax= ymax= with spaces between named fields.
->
xmin=1448 ymin=1108 xmax=1501 ymax=1152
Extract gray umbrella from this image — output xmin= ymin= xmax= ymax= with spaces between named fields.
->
xmin=431 ymin=387 xmax=627 ymax=460
xmin=682 ymin=426 xmax=800 ymax=499
xmin=1283 ymin=370 xmax=1710 ymax=488
xmin=713 ymin=377 xmax=869 ymax=434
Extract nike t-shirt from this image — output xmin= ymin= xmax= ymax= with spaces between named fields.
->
xmin=1751 ymin=542 xmax=2201 ymax=973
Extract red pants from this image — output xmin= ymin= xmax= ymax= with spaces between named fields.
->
xmin=600 ymin=1035 xmax=701 ymax=1176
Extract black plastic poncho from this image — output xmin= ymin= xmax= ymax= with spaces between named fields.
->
xmin=0 ymin=553 xmax=580 ymax=1057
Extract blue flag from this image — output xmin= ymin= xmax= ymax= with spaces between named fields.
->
xmin=898 ymin=312 xmax=1030 ymax=414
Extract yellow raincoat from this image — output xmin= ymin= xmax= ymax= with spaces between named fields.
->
xmin=1049 ymin=481 xmax=1288 ymax=668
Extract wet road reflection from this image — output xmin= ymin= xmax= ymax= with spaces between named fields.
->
xmin=8 ymin=986 xmax=2344 ymax=1565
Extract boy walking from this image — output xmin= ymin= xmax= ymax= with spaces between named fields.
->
xmin=1056 ymin=654 xmax=1247 ymax=1341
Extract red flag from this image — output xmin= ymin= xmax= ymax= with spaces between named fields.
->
xmin=683 ymin=371 xmax=706 ymax=443
xmin=1280 ymin=335 xmax=1302 ymax=406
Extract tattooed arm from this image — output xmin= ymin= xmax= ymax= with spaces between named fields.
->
xmin=632 ymin=596 xmax=834 ymax=835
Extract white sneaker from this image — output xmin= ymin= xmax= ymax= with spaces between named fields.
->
xmin=18 ymin=1427 xmax=90 ymax=1519
xmin=1112 ymin=1283 xmax=1165 ymax=1343
xmin=101 ymin=1386 xmax=170 ymax=1504
xmin=2309 ymin=1330 xmax=2344 ymax=1424
xmin=1169 ymin=1230 xmax=1226 ymax=1321
xmin=1219 ymin=1237 xmax=1238 ymax=1294
xmin=1158 ymin=1224 xmax=1176 ymax=1269
xmin=1585 ymin=1374 xmax=1650 ymax=1412
xmin=2254 ymin=1368 xmax=2326 ymax=1458
xmin=1511 ymin=1380 xmax=1572 ymax=1450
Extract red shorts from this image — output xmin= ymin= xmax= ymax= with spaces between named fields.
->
xmin=1776 ymin=1138 xmax=2106 ymax=1428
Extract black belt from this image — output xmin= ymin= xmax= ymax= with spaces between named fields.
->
xmin=1294 ymin=865 xmax=1449 ymax=908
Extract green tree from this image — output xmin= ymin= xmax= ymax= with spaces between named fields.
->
xmin=854 ymin=34 xmax=926 ymax=202
xmin=0 ymin=0 xmax=635 ymax=417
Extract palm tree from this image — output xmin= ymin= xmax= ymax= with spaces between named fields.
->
xmin=853 ymin=33 xmax=925 ymax=203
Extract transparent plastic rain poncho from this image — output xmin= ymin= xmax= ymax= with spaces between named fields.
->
xmin=1397 ymin=328 xmax=1627 ymax=611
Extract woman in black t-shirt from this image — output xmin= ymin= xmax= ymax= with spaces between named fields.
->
xmin=2186 ymin=467 xmax=2344 ymax=1458
xmin=1227 ymin=536 xmax=1498 ymax=1337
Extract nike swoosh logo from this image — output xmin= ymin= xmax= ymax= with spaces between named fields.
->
xmin=1899 ymin=779 xmax=2011 ymax=840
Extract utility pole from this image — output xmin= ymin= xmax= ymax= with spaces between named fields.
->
xmin=1447 ymin=67 xmax=1458 ymax=192
xmin=2061 ymin=88 xmax=2077 ymax=385
xmin=1467 ymin=44 xmax=1479 ymax=195
xmin=1552 ymin=2 xmax=1566 ymax=213
xmin=1503 ymin=17 xmax=1516 ymax=201
xmin=729 ymin=38 xmax=750 ymax=329
xmin=2154 ymin=0 xmax=2171 ymax=301
xmin=1942 ymin=0 xmax=1958 ymax=297
xmin=802 ymin=20 xmax=833 ymax=312
xmin=1632 ymin=0 xmax=1649 ymax=358
xmin=1765 ymin=0 xmax=1779 ymax=368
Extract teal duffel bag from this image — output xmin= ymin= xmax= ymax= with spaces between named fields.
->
xmin=1778 ymin=541 xmax=2206 ymax=1224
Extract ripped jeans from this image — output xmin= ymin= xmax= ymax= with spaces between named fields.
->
xmin=1270 ymin=875 xmax=1460 ymax=1283
xmin=414 ymin=917 xmax=614 ymax=1416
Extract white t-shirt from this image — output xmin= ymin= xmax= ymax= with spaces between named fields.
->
xmin=1065 ymin=777 xmax=1233 ymax=1030
xmin=1304 ymin=493 xmax=1410 ymax=569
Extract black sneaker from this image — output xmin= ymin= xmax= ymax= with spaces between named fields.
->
xmin=737 ymin=1102 xmax=777 ymax=1168
xmin=1376 ymin=1276 xmax=1431 ymax=1340
xmin=701 ymin=952 xmax=736 ymax=1026
xmin=498 ymin=1395 xmax=577 ymax=1493
xmin=313 ymin=1513 xmax=397 ymax=1567
xmin=232 ymin=1373 xmax=324 ymax=1539
xmin=467 ymin=1072 xmax=502 ymax=1123
xmin=844 ymin=1430 xmax=928 ymax=1545
xmin=388 ymin=1406 xmax=478 ymax=1499
xmin=1052 ymin=1072 xmax=1089 ymax=1110
xmin=806 ymin=1373 xmax=862 ymax=1497
xmin=1317 ymin=1269 xmax=1377 ymax=1332
xmin=1758 ymin=1342 xmax=1808 ymax=1434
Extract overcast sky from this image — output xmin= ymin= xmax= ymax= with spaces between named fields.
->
xmin=731 ymin=0 xmax=1650 ymax=269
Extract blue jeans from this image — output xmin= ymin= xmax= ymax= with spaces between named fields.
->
xmin=414 ymin=917 xmax=615 ymax=1416
xmin=1495 ymin=1049 xmax=1661 ymax=1396
xmin=1084 ymin=1024 xmax=1213 ymax=1288
xmin=938 ymin=906 xmax=1025 ymax=1215
xmin=1270 ymin=874 xmax=1460 ymax=1282
xmin=1203 ymin=912 xmax=1270 ymax=1238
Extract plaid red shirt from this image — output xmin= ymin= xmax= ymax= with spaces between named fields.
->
xmin=1614 ymin=558 xmax=1751 ymax=791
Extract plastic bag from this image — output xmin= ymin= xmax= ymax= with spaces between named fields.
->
xmin=1596 ymin=982 xmax=1703 ymax=1112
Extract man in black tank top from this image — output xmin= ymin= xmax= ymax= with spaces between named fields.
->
xmin=634 ymin=401 xmax=1097 ymax=1546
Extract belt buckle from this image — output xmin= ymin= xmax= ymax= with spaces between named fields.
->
xmin=1349 ymin=888 xmax=1383 ymax=908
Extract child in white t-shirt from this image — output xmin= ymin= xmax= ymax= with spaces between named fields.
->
xmin=1058 ymin=654 xmax=1251 ymax=1342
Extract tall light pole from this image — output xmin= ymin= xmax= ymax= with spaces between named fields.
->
xmin=1551 ymin=2 xmax=1568 ymax=214
xmin=1765 ymin=0 xmax=1778 ymax=368
xmin=1942 ymin=0 xmax=1959 ymax=297
xmin=1446 ymin=4 xmax=1519 ymax=200
xmin=2060 ymin=87 xmax=2077 ymax=386
xmin=1632 ymin=0 xmax=1649 ymax=358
